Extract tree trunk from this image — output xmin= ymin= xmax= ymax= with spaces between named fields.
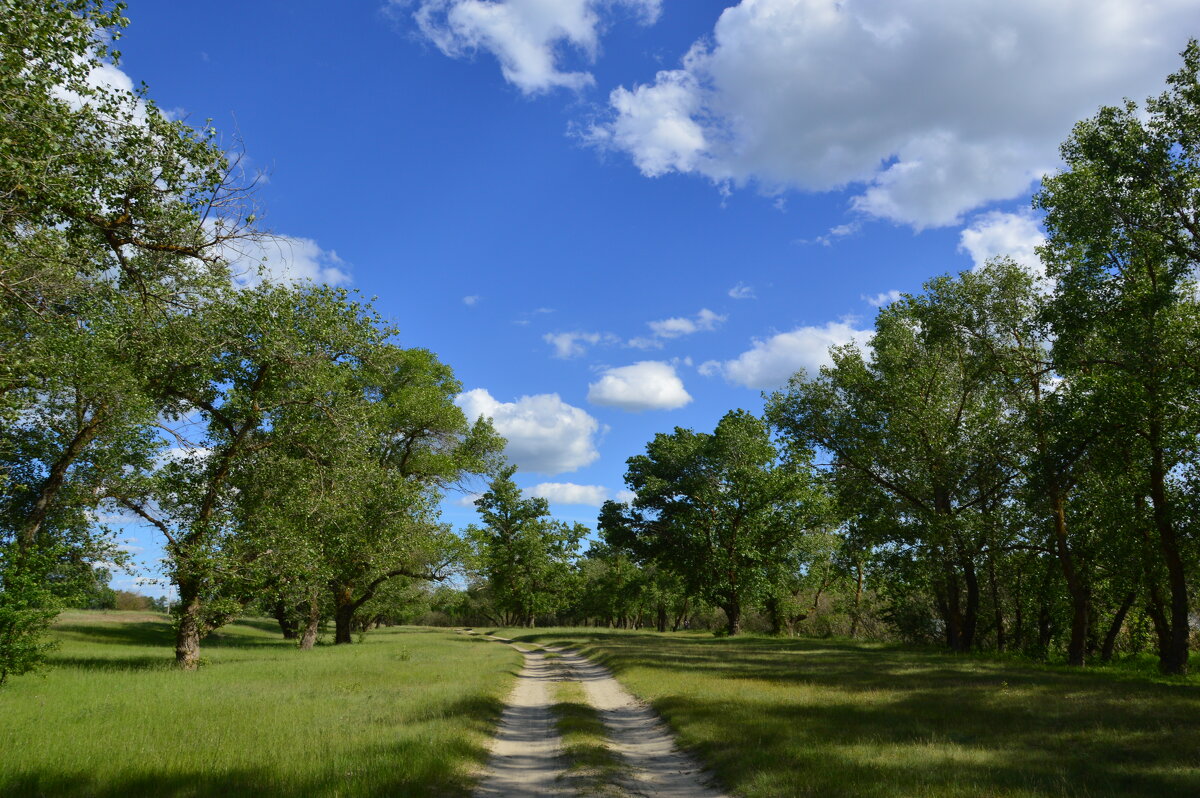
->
xmin=850 ymin=561 xmax=864 ymax=639
xmin=1148 ymin=432 xmax=1190 ymax=675
xmin=962 ymin=558 xmax=980 ymax=652
xmin=274 ymin=601 xmax=299 ymax=640
xmin=724 ymin=598 xmax=742 ymax=636
xmin=1049 ymin=487 xmax=1089 ymax=666
xmin=333 ymin=588 xmax=355 ymax=645
xmin=656 ymin=603 xmax=667 ymax=633
xmin=175 ymin=578 xmax=203 ymax=671
xmin=1100 ymin=590 xmax=1137 ymax=663
xmin=765 ymin=596 xmax=783 ymax=635
xmin=987 ymin=553 xmax=1005 ymax=652
xmin=298 ymin=596 xmax=321 ymax=651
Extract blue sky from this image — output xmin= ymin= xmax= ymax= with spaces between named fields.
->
xmin=106 ymin=0 xmax=1200 ymax=592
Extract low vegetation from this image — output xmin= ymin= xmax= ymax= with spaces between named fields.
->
xmin=505 ymin=628 xmax=1200 ymax=798
xmin=551 ymin=677 xmax=627 ymax=796
xmin=0 ymin=613 xmax=519 ymax=797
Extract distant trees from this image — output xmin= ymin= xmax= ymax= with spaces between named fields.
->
xmin=600 ymin=410 xmax=825 ymax=635
xmin=466 ymin=467 xmax=584 ymax=627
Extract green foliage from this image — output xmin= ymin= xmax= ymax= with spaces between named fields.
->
xmin=603 ymin=410 xmax=825 ymax=635
xmin=467 ymin=466 xmax=584 ymax=626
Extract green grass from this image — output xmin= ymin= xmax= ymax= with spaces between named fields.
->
xmin=1 ymin=612 xmax=520 ymax=797
xmin=497 ymin=628 xmax=1200 ymax=798
xmin=551 ymin=676 xmax=627 ymax=796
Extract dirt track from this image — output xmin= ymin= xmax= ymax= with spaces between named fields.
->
xmin=469 ymin=632 xmax=727 ymax=798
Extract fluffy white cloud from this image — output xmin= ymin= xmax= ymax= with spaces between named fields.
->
xmin=529 ymin=482 xmax=609 ymax=506
xmin=647 ymin=308 xmax=725 ymax=339
xmin=863 ymin=290 xmax=902 ymax=307
xmin=456 ymin=388 xmax=601 ymax=474
xmin=728 ymin=282 xmax=756 ymax=300
xmin=408 ymin=0 xmax=661 ymax=94
xmin=703 ymin=320 xmax=873 ymax=388
xmin=589 ymin=0 xmax=1200 ymax=228
xmin=615 ymin=489 xmax=637 ymax=504
xmin=587 ymin=360 xmax=692 ymax=411
xmin=224 ymin=234 xmax=350 ymax=286
xmin=959 ymin=210 xmax=1046 ymax=274
xmin=544 ymin=330 xmax=619 ymax=358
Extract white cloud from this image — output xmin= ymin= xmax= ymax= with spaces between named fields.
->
xmin=589 ymin=0 xmax=1200 ymax=228
xmin=225 ymin=234 xmax=350 ymax=287
xmin=863 ymin=290 xmax=902 ymax=307
xmin=456 ymin=388 xmax=601 ymax=474
xmin=705 ymin=320 xmax=874 ymax=388
xmin=463 ymin=294 xmax=481 ymax=306
xmin=959 ymin=210 xmax=1046 ymax=274
xmin=544 ymin=330 xmax=619 ymax=358
xmin=455 ymin=492 xmax=484 ymax=508
xmin=407 ymin=0 xmax=662 ymax=95
xmin=647 ymin=307 xmax=725 ymax=339
xmin=728 ymin=282 xmax=756 ymax=300
xmin=529 ymin=482 xmax=609 ymax=506
xmin=615 ymin=489 xmax=637 ymax=504
xmin=587 ymin=360 xmax=692 ymax=411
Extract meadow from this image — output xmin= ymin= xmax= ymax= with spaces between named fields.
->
xmin=500 ymin=628 xmax=1200 ymax=798
xmin=1 ymin=612 xmax=519 ymax=798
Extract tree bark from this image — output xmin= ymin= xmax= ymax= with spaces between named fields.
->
xmin=175 ymin=578 xmax=203 ymax=671
xmin=333 ymin=588 xmax=355 ymax=645
xmin=298 ymin=596 xmax=321 ymax=651
xmin=1100 ymin=590 xmax=1137 ymax=663
xmin=724 ymin=597 xmax=742 ymax=636
xmin=1148 ymin=429 xmax=1190 ymax=675
xmin=274 ymin=601 xmax=299 ymax=640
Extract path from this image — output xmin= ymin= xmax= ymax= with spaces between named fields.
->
xmin=468 ymin=631 xmax=728 ymax=798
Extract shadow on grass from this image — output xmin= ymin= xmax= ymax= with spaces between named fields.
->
xmin=510 ymin=632 xmax=1200 ymax=798
xmin=52 ymin=655 xmax=172 ymax=672
xmin=53 ymin=621 xmax=173 ymax=648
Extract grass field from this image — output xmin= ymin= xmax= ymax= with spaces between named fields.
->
xmin=497 ymin=628 xmax=1200 ymax=798
xmin=1 ymin=612 xmax=520 ymax=798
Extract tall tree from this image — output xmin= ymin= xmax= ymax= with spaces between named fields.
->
xmin=1035 ymin=40 xmax=1200 ymax=674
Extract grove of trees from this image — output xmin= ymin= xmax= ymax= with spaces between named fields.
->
xmin=3 ymin=0 xmax=1199 ymax=686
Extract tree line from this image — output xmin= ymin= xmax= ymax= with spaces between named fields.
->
xmin=3 ymin=0 xmax=1199 ymax=686
xmin=451 ymin=43 xmax=1200 ymax=677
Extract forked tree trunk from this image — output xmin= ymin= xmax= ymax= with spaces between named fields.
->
xmin=299 ymin=596 xmax=321 ymax=651
xmin=1100 ymin=590 xmax=1137 ymax=663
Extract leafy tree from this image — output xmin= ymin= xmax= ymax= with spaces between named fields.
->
xmin=1035 ymin=40 xmax=1200 ymax=674
xmin=602 ymin=410 xmax=822 ymax=636
xmin=468 ymin=467 xmax=584 ymax=627
xmin=1 ymin=0 xmax=251 ymax=679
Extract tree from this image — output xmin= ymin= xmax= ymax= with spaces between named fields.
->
xmin=768 ymin=274 xmax=1020 ymax=652
xmin=1 ymin=0 xmax=248 ymax=682
xmin=601 ymin=410 xmax=822 ymax=636
xmin=1035 ymin=41 xmax=1200 ymax=674
xmin=468 ymin=467 xmax=584 ymax=627
xmin=236 ymin=340 xmax=502 ymax=646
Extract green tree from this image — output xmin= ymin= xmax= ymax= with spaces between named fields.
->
xmin=468 ymin=467 xmax=584 ymax=627
xmin=1 ymin=0 xmax=246 ymax=682
xmin=1035 ymin=41 xmax=1200 ymax=674
xmin=602 ymin=410 xmax=822 ymax=636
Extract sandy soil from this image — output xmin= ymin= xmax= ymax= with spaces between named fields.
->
xmin=468 ymin=632 xmax=728 ymax=798
xmin=471 ymin=638 xmax=570 ymax=797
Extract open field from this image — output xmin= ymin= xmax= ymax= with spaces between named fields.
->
xmin=1 ymin=612 xmax=520 ymax=798
xmin=497 ymin=628 xmax=1200 ymax=798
